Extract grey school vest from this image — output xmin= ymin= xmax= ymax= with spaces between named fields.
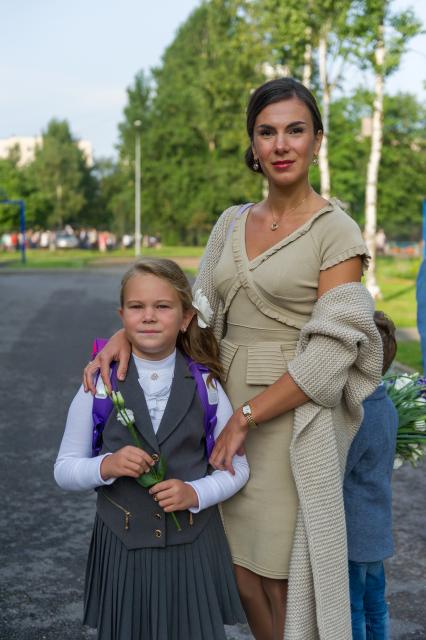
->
xmin=96 ymin=350 xmax=215 ymax=549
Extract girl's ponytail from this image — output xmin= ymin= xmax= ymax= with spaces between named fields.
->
xmin=178 ymin=320 xmax=223 ymax=383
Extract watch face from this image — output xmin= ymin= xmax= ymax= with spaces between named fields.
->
xmin=242 ymin=405 xmax=251 ymax=416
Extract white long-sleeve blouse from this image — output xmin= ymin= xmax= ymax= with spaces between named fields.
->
xmin=54 ymin=350 xmax=249 ymax=513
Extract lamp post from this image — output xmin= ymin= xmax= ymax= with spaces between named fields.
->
xmin=134 ymin=119 xmax=142 ymax=257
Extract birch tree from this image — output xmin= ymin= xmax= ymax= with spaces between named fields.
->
xmin=354 ymin=0 xmax=421 ymax=297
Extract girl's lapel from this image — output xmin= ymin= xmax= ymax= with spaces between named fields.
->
xmin=117 ymin=357 xmax=159 ymax=454
xmin=155 ymin=350 xmax=197 ymax=446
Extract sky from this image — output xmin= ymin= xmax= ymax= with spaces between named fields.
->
xmin=1 ymin=0 xmax=425 ymax=159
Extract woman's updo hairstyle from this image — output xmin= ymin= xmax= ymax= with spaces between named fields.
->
xmin=245 ymin=77 xmax=323 ymax=174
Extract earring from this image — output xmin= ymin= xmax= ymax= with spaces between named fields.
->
xmin=181 ymin=326 xmax=187 ymax=333
xmin=253 ymin=158 xmax=259 ymax=171
xmin=312 ymin=156 xmax=319 ymax=166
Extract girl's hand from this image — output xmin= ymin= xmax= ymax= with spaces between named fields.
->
xmin=209 ymin=412 xmax=248 ymax=475
xmin=100 ymin=445 xmax=155 ymax=480
xmin=149 ymin=479 xmax=199 ymax=511
xmin=83 ymin=328 xmax=131 ymax=394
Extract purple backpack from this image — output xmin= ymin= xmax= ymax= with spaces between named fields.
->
xmin=91 ymin=339 xmax=218 ymax=458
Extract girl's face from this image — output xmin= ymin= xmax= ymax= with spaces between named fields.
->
xmin=119 ymin=273 xmax=194 ymax=360
xmin=252 ymin=97 xmax=322 ymax=188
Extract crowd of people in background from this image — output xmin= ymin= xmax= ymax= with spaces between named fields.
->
xmin=0 ymin=226 xmax=161 ymax=252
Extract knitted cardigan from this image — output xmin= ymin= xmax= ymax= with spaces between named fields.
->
xmin=194 ymin=206 xmax=383 ymax=640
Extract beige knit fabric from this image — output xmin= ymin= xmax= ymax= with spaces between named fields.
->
xmin=194 ymin=206 xmax=383 ymax=639
xmin=285 ymin=282 xmax=382 ymax=639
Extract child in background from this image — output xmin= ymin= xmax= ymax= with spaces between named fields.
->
xmin=344 ymin=310 xmax=398 ymax=640
xmin=54 ymin=258 xmax=248 ymax=640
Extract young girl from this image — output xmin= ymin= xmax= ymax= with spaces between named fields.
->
xmin=54 ymin=258 xmax=249 ymax=640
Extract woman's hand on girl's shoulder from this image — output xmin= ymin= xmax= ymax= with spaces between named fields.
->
xmin=149 ymin=479 xmax=199 ymax=511
xmin=100 ymin=445 xmax=155 ymax=481
xmin=83 ymin=328 xmax=132 ymax=394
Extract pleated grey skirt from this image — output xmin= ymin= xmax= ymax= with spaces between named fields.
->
xmin=83 ymin=510 xmax=246 ymax=640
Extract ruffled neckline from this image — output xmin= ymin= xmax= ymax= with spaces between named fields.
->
xmin=132 ymin=351 xmax=175 ymax=398
xmin=243 ymin=200 xmax=335 ymax=270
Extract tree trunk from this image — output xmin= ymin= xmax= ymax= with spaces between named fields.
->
xmin=303 ymin=26 xmax=313 ymax=88
xmin=318 ymin=31 xmax=331 ymax=200
xmin=364 ymin=26 xmax=385 ymax=299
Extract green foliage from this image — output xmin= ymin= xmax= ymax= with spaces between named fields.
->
xmin=1 ymin=0 xmax=424 ymax=244
xmin=114 ymin=2 xmax=264 ymax=243
xmin=377 ymin=94 xmax=426 ymax=239
xmin=26 ymin=119 xmax=92 ymax=228
xmin=329 ymin=91 xmax=426 ymax=238
xmin=0 ymin=149 xmax=28 ymax=229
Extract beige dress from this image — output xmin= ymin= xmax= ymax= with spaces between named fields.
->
xmin=214 ymin=201 xmax=368 ymax=579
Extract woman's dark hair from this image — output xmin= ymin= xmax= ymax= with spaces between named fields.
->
xmin=245 ymin=77 xmax=323 ymax=174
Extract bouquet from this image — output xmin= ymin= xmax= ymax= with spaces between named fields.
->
xmin=385 ymin=373 xmax=426 ymax=469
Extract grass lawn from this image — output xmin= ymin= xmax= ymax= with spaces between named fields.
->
xmin=0 ymin=246 xmax=204 ymax=270
xmin=395 ymin=341 xmax=423 ymax=372
xmin=374 ymin=257 xmax=420 ymax=328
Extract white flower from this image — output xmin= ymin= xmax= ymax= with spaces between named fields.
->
xmin=393 ymin=374 xmax=414 ymax=391
xmin=192 ymin=289 xmax=213 ymax=328
xmin=415 ymin=420 xmax=426 ymax=432
xmin=393 ymin=455 xmax=404 ymax=470
xmin=117 ymin=409 xmax=135 ymax=426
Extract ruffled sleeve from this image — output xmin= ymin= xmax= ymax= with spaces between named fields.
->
xmin=312 ymin=201 xmax=370 ymax=273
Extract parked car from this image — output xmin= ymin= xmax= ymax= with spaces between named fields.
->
xmin=55 ymin=232 xmax=79 ymax=249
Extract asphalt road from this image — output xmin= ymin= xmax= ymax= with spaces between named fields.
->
xmin=0 ymin=270 xmax=424 ymax=640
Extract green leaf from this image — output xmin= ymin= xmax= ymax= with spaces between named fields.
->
xmin=136 ymin=472 xmax=158 ymax=489
xmin=156 ymin=455 xmax=167 ymax=481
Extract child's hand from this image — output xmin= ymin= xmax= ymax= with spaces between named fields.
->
xmin=100 ymin=445 xmax=155 ymax=481
xmin=149 ymin=479 xmax=199 ymax=511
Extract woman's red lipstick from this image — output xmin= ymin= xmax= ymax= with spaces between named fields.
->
xmin=272 ymin=160 xmax=295 ymax=169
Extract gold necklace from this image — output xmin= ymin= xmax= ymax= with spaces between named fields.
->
xmin=270 ymin=190 xmax=312 ymax=231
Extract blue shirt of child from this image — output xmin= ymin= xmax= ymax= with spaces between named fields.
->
xmin=344 ymin=384 xmax=398 ymax=562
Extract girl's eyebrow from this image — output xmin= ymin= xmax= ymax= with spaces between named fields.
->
xmin=126 ymin=298 xmax=174 ymax=304
xmin=255 ymin=120 xmax=307 ymax=129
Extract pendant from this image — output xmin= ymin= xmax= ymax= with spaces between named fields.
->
xmin=271 ymin=222 xmax=279 ymax=231
xmin=150 ymin=372 xmax=159 ymax=380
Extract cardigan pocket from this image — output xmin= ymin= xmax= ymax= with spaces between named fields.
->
xmin=219 ymin=338 xmax=239 ymax=382
xmin=246 ymin=342 xmax=292 ymax=386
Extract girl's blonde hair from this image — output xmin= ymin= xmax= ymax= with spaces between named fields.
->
xmin=120 ymin=258 xmax=223 ymax=382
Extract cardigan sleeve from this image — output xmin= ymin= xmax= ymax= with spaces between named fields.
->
xmin=287 ymin=283 xmax=382 ymax=409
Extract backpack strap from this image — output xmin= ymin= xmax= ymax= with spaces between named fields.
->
xmin=184 ymin=355 xmax=218 ymax=458
xmin=91 ymin=338 xmax=118 ymax=457
xmin=90 ymin=341 xmax=219 ymax=459
xmin=225 ymin=202 xmax=253 ymax=241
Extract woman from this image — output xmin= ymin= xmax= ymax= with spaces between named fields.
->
xmin=85 ymin=78 xmax=382 ymax=640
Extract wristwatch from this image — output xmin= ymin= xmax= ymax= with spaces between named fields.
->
xmin=242 ymin=402 xmax=258 ymax=429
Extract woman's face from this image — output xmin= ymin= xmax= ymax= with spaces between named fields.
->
xmin=251 ymin=97 xmax=322 ymax=188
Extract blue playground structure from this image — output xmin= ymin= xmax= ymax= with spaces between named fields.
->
xmin=0 ymin=196 xmax=26 ymax=264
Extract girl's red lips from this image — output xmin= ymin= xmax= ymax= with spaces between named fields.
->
xmin=272 ymin=160 xmax=295 ymax=166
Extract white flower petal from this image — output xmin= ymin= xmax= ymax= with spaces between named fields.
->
xmin=192 ymin=288 xmax=213 ymax=328
xmin=394 ymin=375 xmax=413 ymax=391
xmin=393 ymin=455 xmax=404 ymax=470
xmin=415 ymin=420 xmax=426 ymax=432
